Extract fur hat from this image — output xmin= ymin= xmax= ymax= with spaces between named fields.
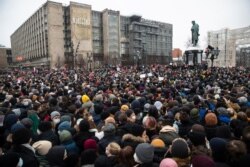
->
xmin=151 ymin=138 xmax=165 ymax=148
xmin=205 ymin=113 xmax=218 ymax=126
xmin=32 ymin=140 xmax=52 ymax=155
xmin=135 ymin=143 xmax=154 ymax=163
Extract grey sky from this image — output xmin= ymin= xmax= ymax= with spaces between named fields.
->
xmin=0 ymin=0 xmax=249 ymax=51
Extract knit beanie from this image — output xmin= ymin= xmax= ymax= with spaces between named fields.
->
xmin=79 ymin=119 xmax=90 ymax=132
xmin=188 ymin=131 xmax=206 ymax=146
xmin=154 ymin=101 xmax=163 ymax=111
xmin=21 ymin=118 xmax=33 ymax=129
xmin=209 ymin=137 xmax=227 ymax=161
xmin=82 ymin=95 xmax=90 ymax=103
xmin=129 ymin=124 xmax=145 ymax=137
xmin=10 ymin=123 xmax=25 ymax=134
xmin=191 ymin=155 xmax=216 ymax=167
xmin=205 ymin=113 xmax=218 ymax=126
xmin=50 ymin=111 xmax=60 ymax=119
xmin=59 ymin=130 xmax=72 ymax=143
xmin=58 ymin=121 xmax=71 ymax=132
xmin=32 ymin=140 xmax=52 ymax=155
xmin=60 ymin=115 xmax=71 ymax=123
xmin=151 ymin=138 xmax=166 ymax=148
xmin=171 ymin=138 xmax=190 ymax=158
xmin=160 ymin=158 xmax=178 ymax=167
xmin=83 ymin=139 xmax=97 ymax=151
xmin=135 ymin=143 xmax=154 ymax=163
xmin=12 ymin=128 xmax=32 ymax=145
xmin=190 ymin=108 xmax=199 ymax=120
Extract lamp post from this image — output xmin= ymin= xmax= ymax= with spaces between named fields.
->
xmin=87 ymin=52 xmax=93 ymax=71
xmin=205 ymin=45 xmax=220 ymax=67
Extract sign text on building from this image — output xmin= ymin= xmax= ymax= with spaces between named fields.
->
xmin=72 ymin=17 xmax=90 ymax=26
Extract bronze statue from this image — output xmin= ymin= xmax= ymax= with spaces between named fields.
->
xmin=191 ymin=21 xmax=199 ymax=46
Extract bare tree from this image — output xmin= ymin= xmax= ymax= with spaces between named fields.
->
xmin=185 ymin=37 xmax=193 ymax=48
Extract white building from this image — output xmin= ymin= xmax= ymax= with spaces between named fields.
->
xmin=207 ymin=26 xmax=250 ymax=67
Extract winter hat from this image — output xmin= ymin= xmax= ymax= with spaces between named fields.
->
xmin=59 ymin=130 xmax=72 ymax=143
xmin=83 ymin=139 xmax=97 ymax=150
xmin=79 ymin=119 xmax=90 ymax=132
xmin=205 ymin=113 xmax=218 ymax=126
xmin=188 ymin=131 xmax=206 ymax=146
xmin=154 ymin=101 xmax=163 ymax=111
xmin=151 ymin=138 xmax=165 ymax=148
xmin=121 ymin=105 xmax=129 ymax=112
xmin=38 ymin=121 xmax=52 ymax=132
xmin=58 ymin=121 xmax=71 ymax=132
xmin=12 ymin=128 xmax=32 ymax=145
xmin=20 ymin=118 xmax=33 ymax=129
xmin=209 ymin=137 xmax=227 ymax=155
xmin=10 ymin=123 xmax=25 ymax=134
xmin=60 ymin=115 xmax=71 ymax=123
xmin=129 ymin=124 xmax=145 ymax=137
xmin=50 ymin=111 xmax=60 ymax=119
xmin=171 ymin=138 xmax=190 ymax=158
xmin=12 ymin=108 xmax=21 ymax=117
xmin=135 ymin=143 xmax=154 ymax=163
xmin=191 ymin=155 xmax=216 ymax=167
xmin=0 ymin=152 xmax=20 ymax=167
xmin=160 ymin=158 xmax=178 ymax=167
xmin=94 ymin=94 xmax=103 ymax=102
xmin=215 ymin=125 xmax=231 ymax=139
xmin=82 ymin=95 xmax=90 ymax=103
xmin=131 ymin=100 xmax=141 ymax=110
xmin=144 ymin=103 xmax=150 ymax=113
xmin=190 ymin=108 xmax=199 ymax=120
xmin=3 ymin=114 xmax=18 ymax=130
xmin=32 ymin=140 xmax=52 ymax=155
xmin=46 ymin=146 xmax=66 ymax=167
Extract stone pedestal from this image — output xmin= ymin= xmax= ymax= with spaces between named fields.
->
xmin=184 ymin=46 xmax=203 ymax=66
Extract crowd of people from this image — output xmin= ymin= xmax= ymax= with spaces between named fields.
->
xmin=0 ymin=64 xmax=249 ymax=167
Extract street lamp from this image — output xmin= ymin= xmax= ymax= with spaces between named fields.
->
xmin=205 ymin=45 xmax=220 ymax=67
xmin=87 ymin=52 xmax=93 ymax=71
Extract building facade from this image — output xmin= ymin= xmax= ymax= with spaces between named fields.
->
xmin=207 ymin=26 xmax=250 ymax=67
xmin=11 ymin=1 xmax=172 ymax=68
xmin=0 ymin=47 xmax=12 ymax=68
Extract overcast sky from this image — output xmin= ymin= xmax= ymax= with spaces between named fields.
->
xmin=0 ymin=0 xmax=249 ymax=51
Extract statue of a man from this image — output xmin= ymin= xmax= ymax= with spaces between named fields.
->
xmin=191 ymin=21 xmax=199 ymax=46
